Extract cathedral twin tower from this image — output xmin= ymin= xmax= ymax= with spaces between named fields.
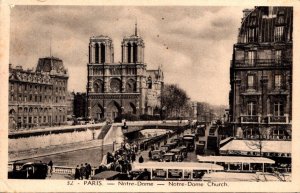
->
xmin=88 ymin=25 xmax=144 ymax=64
xmin=86 ymin=25 xmax=163 ymax=121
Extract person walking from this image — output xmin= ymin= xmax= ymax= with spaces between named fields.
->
xmin=138 ymin=155 xmax=144 ymax=163
xmin=79 ymin=164 xmax=86 ymax=180
xmin=131 ymin=152 xmax=136 ymax=162
xmin=75 ymin=165 xmax=80 ymax=180
xmin=48 ymin=160 xmax=53 ymax=176
xmin=85 ymin=163 xmax=92 ymax=179
xmin=148 ymin=150 xmax=152 ymax=160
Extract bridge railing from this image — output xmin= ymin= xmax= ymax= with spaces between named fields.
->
xmin=114 ymin=120 xmax=190 ymax=126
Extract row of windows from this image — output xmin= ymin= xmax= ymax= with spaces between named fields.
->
xmin=246 ymin=74 xmax=285 ymax=89
xmin=9 ymin=83 xmax=67 ymax=94
xmin=10 ymin=107 xmax=66 ymax=114
xmin=54 ymin=79 xmax=67 ymax=86
xmin=245 ymin=26 xmax=285 ymax=42
xmin=243 ymin=129 xmax=289 ymax=138
xmin=10 ymin=94 xmax=66 ymax=103
xmin=246 ymin=101 xmax=284 ymax=116
xmin=16 ymin=115 xmax=65 ymax=124
xmin=245 ymin=50 xmax=283 ymax=63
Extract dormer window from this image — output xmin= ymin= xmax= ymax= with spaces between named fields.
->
xmin=277 ymin=16 xmax=285 ymax=25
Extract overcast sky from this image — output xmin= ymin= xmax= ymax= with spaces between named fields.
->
xmin=9 ymin=6 xmax=248 ymax=106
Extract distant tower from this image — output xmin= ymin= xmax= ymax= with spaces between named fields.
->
xmin=89 ymin=35 xmax=114 ymax=64
xmin=121 ymin=22 xmax=145 ymax=63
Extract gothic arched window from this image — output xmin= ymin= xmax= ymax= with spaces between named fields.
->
xmin=95 ymin=44 xmax=99 ymax=63
xmin=126 ymin=79 xmax=136 ymax=93
xmin=93 ymin=80 xmax=104 ymax=93
xmin=133 ymin=43 xmax=137 ymax=63
xmin=127 ymin=43 xmax=132 ymax=63
xmin=100 ymin=43 xmax=105 ymax=63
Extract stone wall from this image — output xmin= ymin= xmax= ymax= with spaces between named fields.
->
xmin=9 ymin=129 xmax=101 ymax=152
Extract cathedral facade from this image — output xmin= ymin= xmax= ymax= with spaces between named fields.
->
xmin=86 ymin=27 xmax=163 ymax=121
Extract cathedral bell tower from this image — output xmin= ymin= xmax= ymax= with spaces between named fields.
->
xmin=89 ymin=35 xmax=114 ymax=64
xmin=121 ymin=23 xmax=145 ymax=63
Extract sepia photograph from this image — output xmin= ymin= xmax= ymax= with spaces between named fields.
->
xmin=1 ymin=1 xmax=299 ymax=192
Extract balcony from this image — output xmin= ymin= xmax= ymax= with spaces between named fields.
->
xmin=240 ymin=115 xmax=261 ymax=123
xmin=233 ymin=59 xmax=291 ymax=68
xmin=267 ymin=114 xmax=289 ymax=124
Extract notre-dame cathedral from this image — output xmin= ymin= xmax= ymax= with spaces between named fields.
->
xmin=86 ymin=25 xmax=164 ymax=121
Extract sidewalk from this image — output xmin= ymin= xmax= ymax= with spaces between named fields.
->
xmin=9 ymin=139 xmax=104 ymax=162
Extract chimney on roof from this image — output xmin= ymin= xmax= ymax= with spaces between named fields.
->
xmin=242 ymin=8 xmax=253 ymax=22
xmin=16 ymin=65 xmax=23 ymax=70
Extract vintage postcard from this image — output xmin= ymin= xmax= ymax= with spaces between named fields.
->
xmin=0 ymin=0 xmax=300 ymax=192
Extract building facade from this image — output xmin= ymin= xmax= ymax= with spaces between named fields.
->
xmin=87 ymin=26 xmax=163 ymax=121
xmin=9 ymin=57 xmax=69 ymax=130
xmin=229 ymin=7 xmax=292 ymax=140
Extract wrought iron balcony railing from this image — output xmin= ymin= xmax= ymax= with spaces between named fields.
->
xmin=233 ymin=59 xmax=292 ymax=68
xmin=240 ymin=115 xmax=261 ymax=123
xmin=268 ymin=114 xmax=289 ymax=124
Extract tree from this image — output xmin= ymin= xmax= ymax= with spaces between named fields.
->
xmin=244 ymin=127 xmax=269 ymax=157
xmin=161 ymin=84 xmax=189 ymax=118
xmin=73 ymin=92 xmax=87 ymax=118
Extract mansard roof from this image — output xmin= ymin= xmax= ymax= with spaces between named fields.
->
xmin=238 ymin=6 xmax=293 ymax=44
xmin=36 ymin=56 xmax=68 ymax=77
xmin=9 ymin=65 xmax=52 ymax=84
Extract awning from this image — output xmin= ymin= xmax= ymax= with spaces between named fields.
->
xmin=220 ymin=139 xmax=291 ymax=154
xmin=197 ymin=155 xmax=275 ymax=164
xmin=132 ymin=161 xmax=224 ymax=171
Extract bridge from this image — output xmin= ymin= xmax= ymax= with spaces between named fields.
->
xmin=122 ymin=122 xmax=191 ymax=141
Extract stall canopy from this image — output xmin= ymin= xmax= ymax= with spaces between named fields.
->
xmin=219 ymin=139 xmax=291 ymax=154
xmin=132 ymin=161 xmax=224 ymax=171
xmin=197 ymin=155 xmax=275 ymax=164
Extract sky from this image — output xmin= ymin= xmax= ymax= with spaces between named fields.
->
xmin=9 ymin=5 xmax=247 ymax=106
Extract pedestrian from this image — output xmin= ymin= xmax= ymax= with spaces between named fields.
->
xmin=85 ymin=163 xmax=91 ymax=179
xmin=48 ymin=160 xmax=53 ymax=175
xmin=138 ymin=155 xmax=144 ymax=163
xmin=115 ymin=163 xmax=122 ymax=172
xmin=75 ymin=165 xmax=80 ymax=180
xmin=148 ymin=150 xmax=152 ymax=159
xmin=79 ymin=164 xmax=86 ymax=180
xmin=132 ymin=152 xmax=136 ymax=162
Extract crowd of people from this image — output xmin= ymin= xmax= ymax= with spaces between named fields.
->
xmin=74 ymin=163 xmax=92 ymax=180
xmin=94 ymin=143 xmax=146 ymax=175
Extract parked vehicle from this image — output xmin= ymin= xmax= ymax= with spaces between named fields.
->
xmin=196 ymin=141 xmax=206 ymax=155
xmin=170 ymin=148 xmax=184 ymax=162
xmin=182 ymin=134 xmax=196 ymax=152
xmin=8 ymin=162 xmax=48 ymax=179
xmin=163 ymin=152 xmax=176 ymax=162
xmin=178 ymin=145 xmax=188 ymax=158
xmin=161 ymin=144 xmax=171 ymax=153
xmin=166 ymin=142 xmax=177 ymax=150
xmin=151 ymin=150 xmax=163 ymax=161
